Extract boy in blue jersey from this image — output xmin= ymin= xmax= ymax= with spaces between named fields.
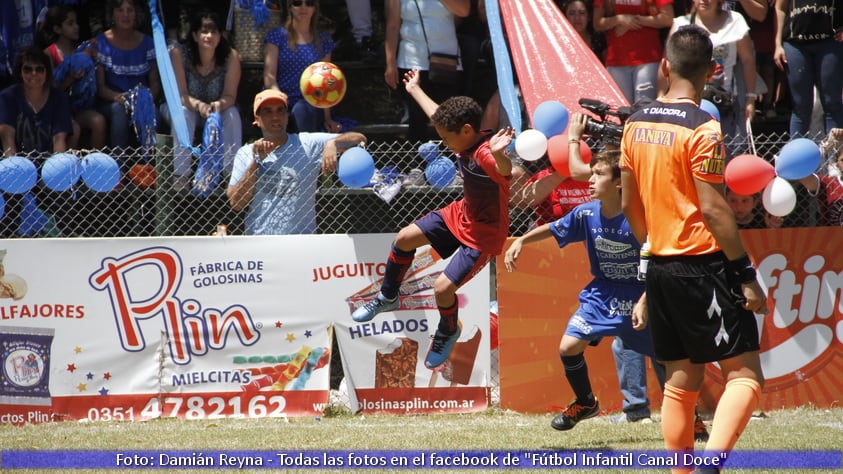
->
xmin=504 ymin=149 xmax=652 ymax=431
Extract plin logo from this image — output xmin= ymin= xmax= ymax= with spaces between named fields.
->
xmin=89 ymin=247 xmax=261 ymax=365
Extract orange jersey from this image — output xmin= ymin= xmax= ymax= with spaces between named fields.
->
xmin=620 ymin=98 xmax=726 ymax=256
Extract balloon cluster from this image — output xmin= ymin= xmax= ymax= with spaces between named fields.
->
xmin=514 ymin=100 xmax=568 ymax=162
xmin=513 ymin=100 xmax=593 ymax=176
xmin=0 ymin=153 xmax=121 ymax=222
xmin=0 ymin=153 xmax=121 ymax=198
xmin=418 ymin=141 xmax=457 ymax=188
xmin=724 ymin=138 xmax=821 ymax=217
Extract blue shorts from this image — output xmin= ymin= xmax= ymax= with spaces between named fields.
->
xmin=564 ymin=281 xmax=655 ymax=357
xmin=415 ymin=211 xmax=492 ymax=288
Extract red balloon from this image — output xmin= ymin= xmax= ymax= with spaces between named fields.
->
xmin=724 ymin=154 xmax=775 ymax=195
xmin=548 ymin=135 xmax=592 ymax=177
xmin=129 ymin=164 xmax=157 ymax=189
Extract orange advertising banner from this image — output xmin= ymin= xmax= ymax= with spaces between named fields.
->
xmin=497 ymin=227 xmax=843 ymax=414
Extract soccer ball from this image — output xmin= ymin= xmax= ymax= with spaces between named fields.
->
xmin=299 ymin=61 xmax=347 ymax=109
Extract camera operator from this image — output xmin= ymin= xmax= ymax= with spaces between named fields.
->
xmin=512 ymin=115 xmax=592 ymax=229
xmin=513 ymin=102 xmax=631 ymax=231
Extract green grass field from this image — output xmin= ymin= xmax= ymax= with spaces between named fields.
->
xmin=1 ymin=405 xmax=841 ymax=473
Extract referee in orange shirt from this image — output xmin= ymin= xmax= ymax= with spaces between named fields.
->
xmin=619 ymin=25 xmax=767 ymax=474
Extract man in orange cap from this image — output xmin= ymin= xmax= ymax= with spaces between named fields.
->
xmin=227 ymin=90 xmax=367 ymax=234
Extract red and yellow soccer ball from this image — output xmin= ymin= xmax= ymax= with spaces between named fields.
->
xmin=299 ymin=61 xmax=347 ymax=109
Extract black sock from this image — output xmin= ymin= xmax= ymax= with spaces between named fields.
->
xmin=561 ymin=353 xmax=594 ymax=405
xmin=437 ymin=300 xmax=459 ymax=334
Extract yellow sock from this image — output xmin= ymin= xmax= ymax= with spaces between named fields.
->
xmin=662 ymin=383 xmax=698 ymax=474
xmin=705 ymin=377 xmax=761 ymax=453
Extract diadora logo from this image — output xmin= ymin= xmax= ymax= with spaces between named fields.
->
xmin=88 ymin=247 xmax=261 ymax=365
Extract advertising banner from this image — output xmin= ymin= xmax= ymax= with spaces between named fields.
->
xmin=0 ymin=235 xmax=490 ymax=425
xmin=497 ymin=227 xmax=843 ymax=413
xmin=336 ymin=248 xmax=491 ymax=415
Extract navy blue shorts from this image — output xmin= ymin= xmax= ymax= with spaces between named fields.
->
xmin=415 ymin=211 xmax=492 ymax=287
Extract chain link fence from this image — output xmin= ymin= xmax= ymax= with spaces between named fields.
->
xmin=0 ymin=130 xmax=829 ymax=239
xmin=0 ymin=129 xmax=828 ymax=411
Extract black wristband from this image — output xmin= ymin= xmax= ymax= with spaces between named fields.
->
xmin=726 ymin=254 xmax=757 ymax=285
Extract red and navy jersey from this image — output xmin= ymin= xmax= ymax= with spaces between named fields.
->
xmin=440 ymin=134 xmax=512 ymax=255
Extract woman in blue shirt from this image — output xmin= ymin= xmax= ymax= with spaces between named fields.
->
xmin=262 ymin=0 xmax=341 ymax=134
xmin=94 ymin=0 xmax=160 ymax=153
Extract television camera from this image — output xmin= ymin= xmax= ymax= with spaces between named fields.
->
xmin=578 ymin=98 xmax=634 ymax=147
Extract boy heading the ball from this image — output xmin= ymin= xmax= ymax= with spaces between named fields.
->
xmin=351 ymin=69 xmax=515 ymax=369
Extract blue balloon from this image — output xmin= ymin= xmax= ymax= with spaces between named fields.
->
xmin=425 ymin=157 xmax=457 ymax=188
xmin=0 ymin=156 xmax=37 ymax=194
xmin=42 ymin=153 xmax=82 ymax=192
xmin=18 ymin=192 xmax=47 ymax=237
xmin=0 ymin=193 xmax=5 ymax=220
xmin=338 ymin=147 xmax=375 ymax=188
xmin=418 ymin=142 xmax=440 ymax=162
xmin=81 ymin=152 xmax=120 ymax=192
xmin=532 ymin=100 xmax=569 ymax=138
xmin=700 ymin=99 xmax=720 ymax=122
xmin=776 ymin=138 xmax=821 ymax=180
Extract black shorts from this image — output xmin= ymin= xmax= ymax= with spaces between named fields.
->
xmin=646 ymin=252 xmax=760 ymax=364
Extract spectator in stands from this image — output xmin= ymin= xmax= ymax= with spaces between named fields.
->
xmin=0 ymin=0 xmax=42 ymax=90
xmin=345 ymin=0 xmax=379 ymax=62
xmin=727 ymin=189 xmax=766 ymax=229
xmin=562 ymin=0 xmax=607 ymax=63
xmin=0 ymin=47 xmax=72 ymax=156
xmin=226 ymin=89 xmax=367 ymax=235
xmin=263 ymin=0 xmax=342 ymax=134
xmin=800 ymin=128 xmax=843 ymax=226
xmin=740 ymin=0 xmax=783 ymax=120
xmin=670 ymin=0 xmax=759 ymax=153
xmin=164 ymin=10 xmax=242 ymax=191
xmin=456 ymin=0 xmax=490 ymax=101
xmin=774 ymin=0 xmax=843 ymax=137
xmin=0 ymin=47 xmax=74 ymax=238
xmin=40 ymin=5 xmax=106 ymax=150
xmin=593 ymin=0 xmax=673 ymax=104
xmin=94 ymin=0 xmax=161 ymax=153
xmin=384 ymin=0 xmax=470 ymax=142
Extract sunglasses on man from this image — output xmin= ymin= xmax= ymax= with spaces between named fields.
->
xmin=291 ymin=0 xmax=316 ymax=6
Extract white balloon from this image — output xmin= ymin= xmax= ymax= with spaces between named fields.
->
xmin=514 ymin=129 xmax=548 ymax=162
xmin=762 ymin=176 xmax=797 ymax=217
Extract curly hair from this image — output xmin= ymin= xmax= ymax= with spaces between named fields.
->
xmin=430 ymin=96 xmax=483 ymax=133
